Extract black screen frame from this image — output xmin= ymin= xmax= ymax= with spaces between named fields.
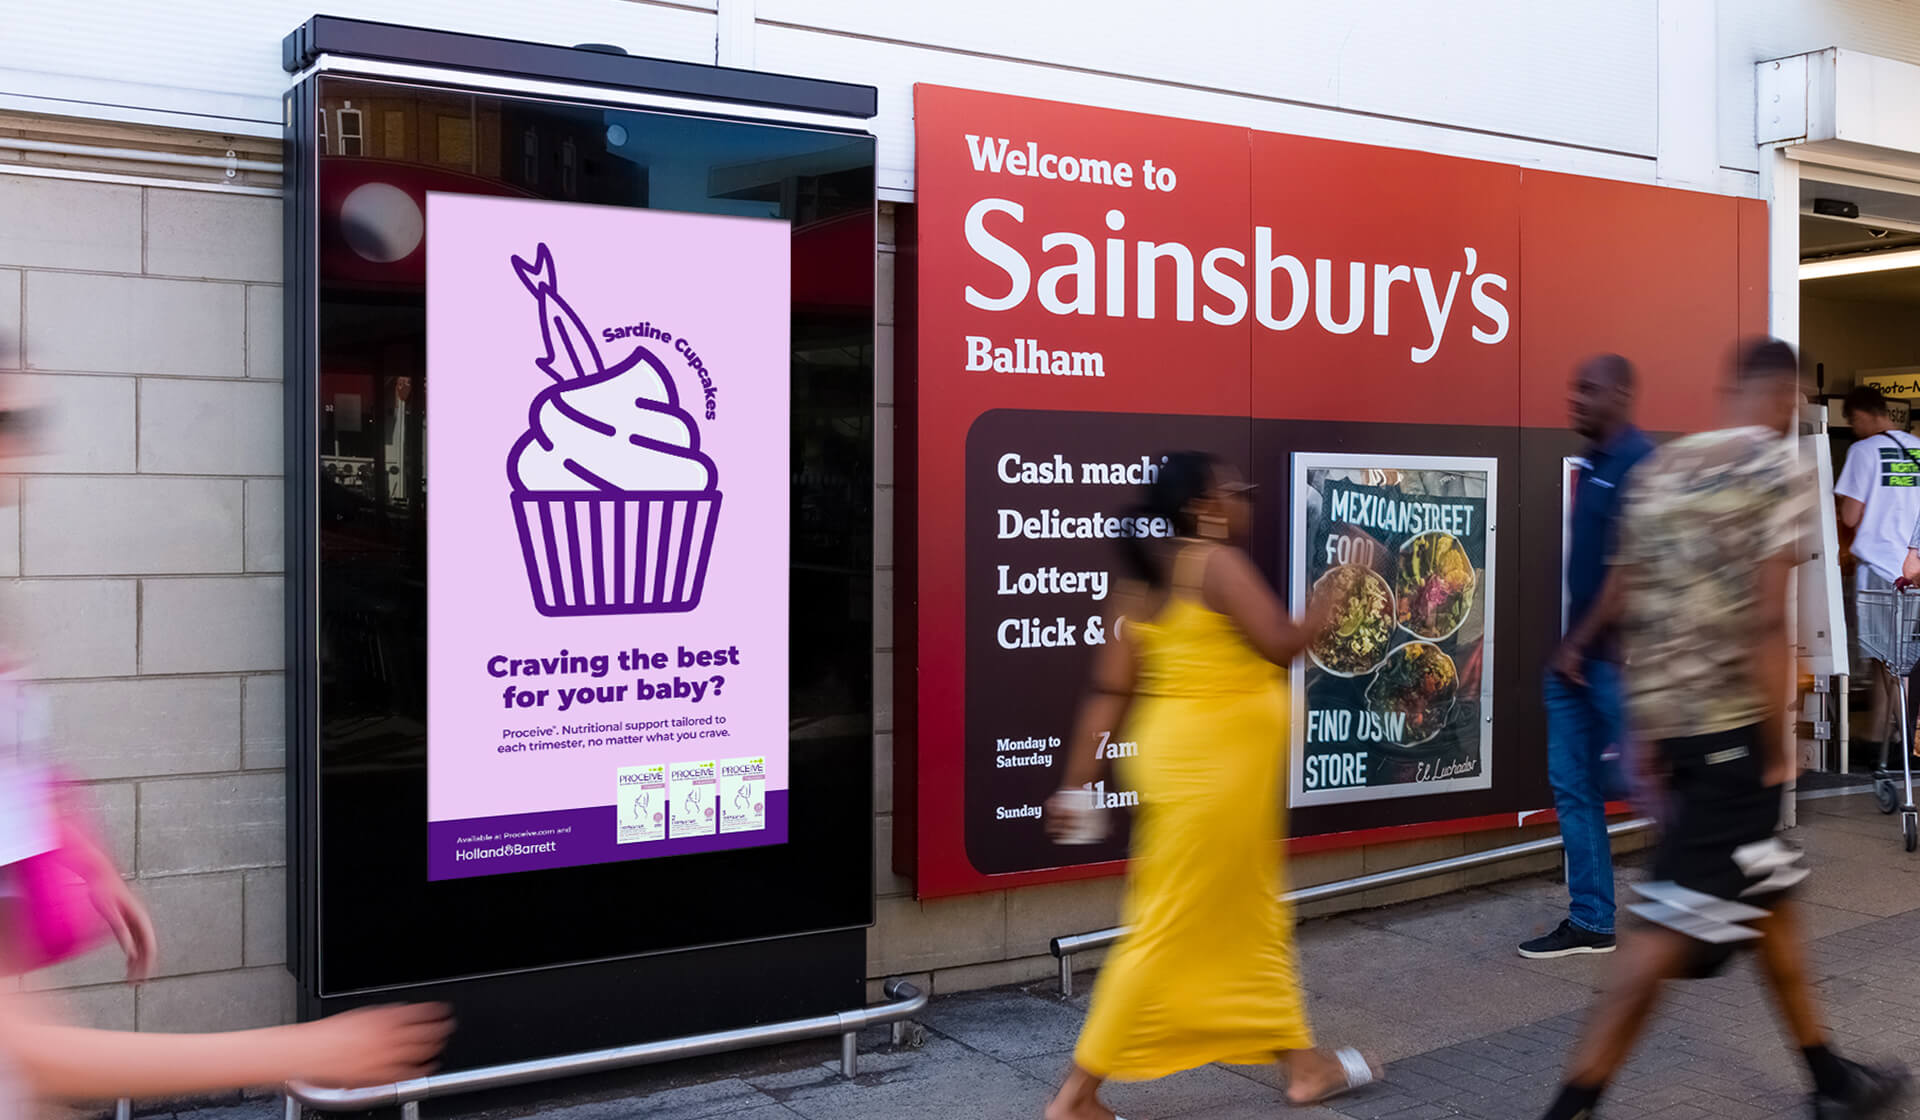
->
xmin=284 ymin=46 xmax=878 ymax=1001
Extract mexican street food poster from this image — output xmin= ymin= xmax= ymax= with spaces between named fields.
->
xmin=1290 ymin=453 xmax=1496 ymax=808
xmin=423 ymin=193 xmax=790 ymax=879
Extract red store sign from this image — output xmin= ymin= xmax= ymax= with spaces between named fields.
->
xmin=898 ymin=84 xmax=1767 ymax=899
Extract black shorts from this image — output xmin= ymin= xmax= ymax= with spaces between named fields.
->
xmin=1637 ymin=724 xmax=1803 ymax=976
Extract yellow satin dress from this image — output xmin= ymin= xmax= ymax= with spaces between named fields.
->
xmin=1074 ymin=548 xmax=1314 ymax=1080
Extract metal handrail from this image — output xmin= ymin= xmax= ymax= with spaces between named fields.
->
xmin=1049 ymin=819 xmax=1653 ymax=996
xmin=0 ymin=137 xmax=281 ymax=173
xmin=283 ymin=978 xmax=927 ymax=1119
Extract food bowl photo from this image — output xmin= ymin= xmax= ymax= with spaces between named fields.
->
xmin=1307 ymin=563 xmax=1395 ymax=678
xmin=1364 ymin=640 xmax=1460 ymax=751
xmin=1396 ymin=530 xmax=1478 ymax=642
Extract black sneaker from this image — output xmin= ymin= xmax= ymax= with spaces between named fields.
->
xmin=1518 ymin=919 xmax=1616 ymax=959
xmin=1813 ymin=1058 xmax=1910 ymax=1118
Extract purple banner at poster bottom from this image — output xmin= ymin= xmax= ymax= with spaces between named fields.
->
xmin=428 ymin=791 xmax=789 ymax=880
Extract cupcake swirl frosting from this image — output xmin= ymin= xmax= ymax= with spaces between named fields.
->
xmin=509 ymin=349 xmax=717 ymax=492
xmin=506 ymin=244 xmax=718 ymax=494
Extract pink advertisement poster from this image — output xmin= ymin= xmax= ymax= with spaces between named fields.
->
xmin=425 ymin=194 xmax=790 ymax=880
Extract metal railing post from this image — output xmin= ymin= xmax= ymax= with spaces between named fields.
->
xmin=1839 ymin=672 xmax=1851 ymax=774
xmin=840 ymin=1031 xmax=858 ymax=1078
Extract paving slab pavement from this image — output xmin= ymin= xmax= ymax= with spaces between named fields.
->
xmin=127 ymin=790 xmax=1920 ymax=1119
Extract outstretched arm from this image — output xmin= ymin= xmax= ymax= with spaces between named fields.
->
xmin=0 ymin=991 xmax=451 ymax=1100
xmin=1207 ymin=547 xmax=1324 ymax=666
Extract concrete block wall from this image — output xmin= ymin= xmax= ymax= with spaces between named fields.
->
xmin=0 ymin=174 xmax=290 ymax=1031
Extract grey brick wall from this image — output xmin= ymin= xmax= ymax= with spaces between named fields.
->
xmin=0 ymin=174 xmax=290 ymax=1032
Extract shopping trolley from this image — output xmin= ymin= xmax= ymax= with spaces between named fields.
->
xmin=1858 ymin=584 xmax=1920 ymax=851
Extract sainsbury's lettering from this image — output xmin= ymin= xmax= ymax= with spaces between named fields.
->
xmin=960 ymin=198 xmax=1513 ymax=364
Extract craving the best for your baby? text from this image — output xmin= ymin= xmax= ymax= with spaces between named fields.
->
xmin=490 ymin=644 xmax=741 ymax=710
xmin=956 ymin=135 xmax=1513 ymax=369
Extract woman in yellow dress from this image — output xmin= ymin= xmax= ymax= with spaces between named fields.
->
xmin=1044 ymin=452 xmax=1380 ymax=1120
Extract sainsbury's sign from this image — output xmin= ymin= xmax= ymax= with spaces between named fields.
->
xmin=907 ymin=82 xmax=1764 ymax=898
xmin=955 ymin=134 xmax=1512 ymax=366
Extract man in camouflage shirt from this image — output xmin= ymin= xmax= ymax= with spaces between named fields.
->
xmin=1538 ymin=340 xmax=1907 ymax=1120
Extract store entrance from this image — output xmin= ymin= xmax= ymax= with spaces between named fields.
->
xmin=1799 ymin=174 xmax=1920 ymax=773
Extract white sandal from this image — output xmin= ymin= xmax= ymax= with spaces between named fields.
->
xmin=1296 ymin=1047 xmax=1378 ymax=1105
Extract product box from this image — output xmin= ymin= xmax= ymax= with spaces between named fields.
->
xmin=718 ymin=756 xmax=767 ymax=834
xmin=669 ymin=760 xmax=717 ymax=838
xmin=616 ymin=764 xmax=667 ymax=844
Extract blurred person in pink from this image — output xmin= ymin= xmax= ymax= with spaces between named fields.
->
xmin=0 ymin=382 xmax=450 ymax=1114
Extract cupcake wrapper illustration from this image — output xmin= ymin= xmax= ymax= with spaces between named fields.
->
xmin=513 ymin=492 xmax=722 ymax=616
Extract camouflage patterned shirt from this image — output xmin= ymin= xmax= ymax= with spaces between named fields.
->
xmin=1610 ymin=426 xmax=1811 ymax=741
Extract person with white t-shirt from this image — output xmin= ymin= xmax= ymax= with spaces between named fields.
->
xmin=1837 ymin=385 xmax=1920 ymax=755
xmin=1837 ymin=386 xmax=1920 ymax=590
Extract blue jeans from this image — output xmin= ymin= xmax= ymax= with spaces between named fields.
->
xmin=1545 ymin=660 xmax=1627 ymax=935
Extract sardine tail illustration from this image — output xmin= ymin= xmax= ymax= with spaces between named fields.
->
xmin=510 ymin=243 xmax=556 ymax=296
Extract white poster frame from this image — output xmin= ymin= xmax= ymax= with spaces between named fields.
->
xmin=1288 ymin=451 xmax=1499 ymax=808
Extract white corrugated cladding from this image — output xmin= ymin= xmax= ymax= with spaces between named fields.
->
xmin=1718 ymin=0 xmax=1920 ymax=174
xmin=756 ymin=0 xmax=1667 ymax=196
xmin=0 ymin=0 xmax=718 ymax=135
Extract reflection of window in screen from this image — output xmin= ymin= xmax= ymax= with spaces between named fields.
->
xmin=384 ymin=111 xmax=406 ymax=159
xmin=522 ymin=128 xmax=539 ymax=183
xmin=337 ymin=106 xmax=363 ymax=156
xmin=561 ymin=137 xmax=577 ymax=197
xmin=439 ymin=116 xmax=474 ymax=168
xmin=317 ymin=106 xmax=327 ymax=152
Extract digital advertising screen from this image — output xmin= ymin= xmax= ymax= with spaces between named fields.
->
xmin=424 ymin=194 xmax=791 ymax=879
xmin=286 ymin=55 xmax=875 ymax=1003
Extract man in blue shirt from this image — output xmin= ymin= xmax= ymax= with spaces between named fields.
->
xmin=1520 ymin=354 xmax=1654 ymax=959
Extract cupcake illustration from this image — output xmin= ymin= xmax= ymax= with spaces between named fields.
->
xmin=506 ymin=244 xmax=721 ymax=616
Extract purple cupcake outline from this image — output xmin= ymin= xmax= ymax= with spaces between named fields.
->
xmin=505 ymin=243 xmax=723 ymax=617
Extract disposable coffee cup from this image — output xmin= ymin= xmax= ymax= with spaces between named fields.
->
xmin=1052 ymin=787 xmax=1106 ymax=846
